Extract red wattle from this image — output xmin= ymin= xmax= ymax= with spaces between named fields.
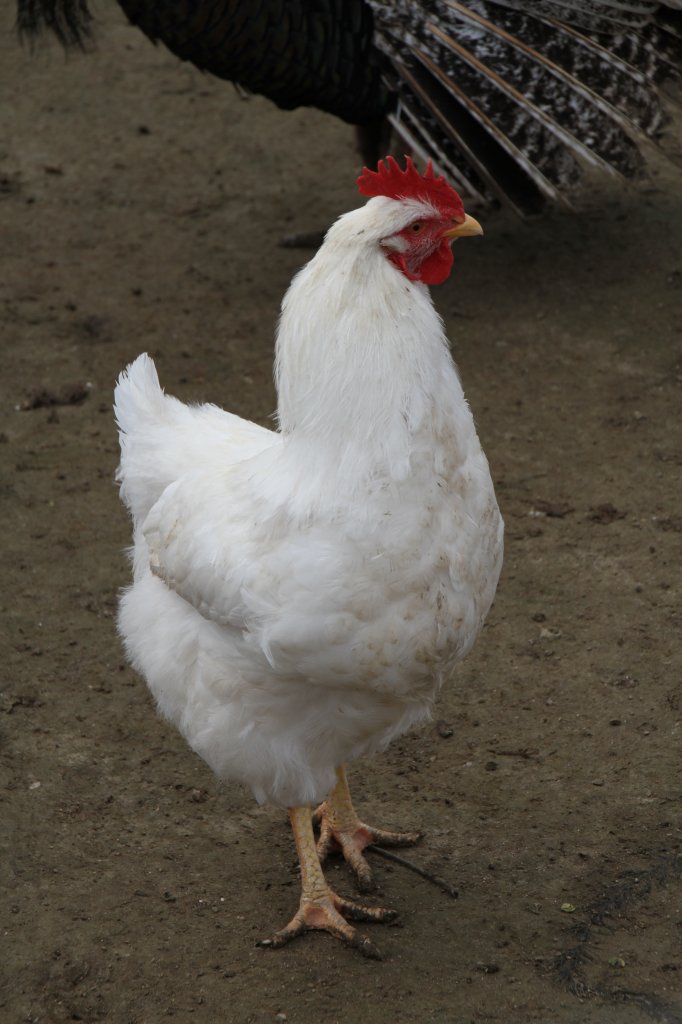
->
xmin=388 ymin=240 xmax=454 ymax=286
xmin=418 ymin=241 xmax=454 ymax=285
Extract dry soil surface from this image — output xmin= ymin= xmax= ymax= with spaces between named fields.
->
xmin=2 ymin=6 xmax=682 ymax=1024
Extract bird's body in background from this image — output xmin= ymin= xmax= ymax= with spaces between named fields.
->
xmin=17 ymin=0 xmax=682 ymax=213
xmin=114 ymin=159 xmax=503 ymax=953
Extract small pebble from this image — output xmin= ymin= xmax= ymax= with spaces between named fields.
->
xmin=475 ymin=962 xmax=500 ymax=974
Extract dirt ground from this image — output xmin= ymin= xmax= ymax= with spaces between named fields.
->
xmin=2 ymin=5 xmax=681 ymax=1023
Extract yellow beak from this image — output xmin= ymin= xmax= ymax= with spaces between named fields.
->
xmin=442 ymin=213 xmax=483 ymax=239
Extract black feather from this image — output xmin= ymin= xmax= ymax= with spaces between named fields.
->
xmin=16 ymin=0 xmax=92 ymax=48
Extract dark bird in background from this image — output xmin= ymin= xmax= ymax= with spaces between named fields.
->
xmin=17 ymin=1 xmax=682 ymax=213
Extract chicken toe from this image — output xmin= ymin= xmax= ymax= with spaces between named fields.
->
xmin=261 ymin=888 xmax=394 ymax=959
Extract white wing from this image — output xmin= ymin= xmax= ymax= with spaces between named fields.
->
xmin=141 ymin=458 xmax=287 ymax=631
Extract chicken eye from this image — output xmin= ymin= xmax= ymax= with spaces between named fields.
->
xmin=410 ymin=222 xmax=423 ymax=233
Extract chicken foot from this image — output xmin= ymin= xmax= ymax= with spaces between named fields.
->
xmin=314 ymin=765 xmax=422 ymax=892
xmin=259 ymin=806 xmax=396 ymax=958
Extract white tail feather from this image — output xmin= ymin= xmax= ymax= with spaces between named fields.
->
xmin=114 ymin=353 xmax=165 ymax=436
xmin=114 ymin=354 xmax=276 ymax=525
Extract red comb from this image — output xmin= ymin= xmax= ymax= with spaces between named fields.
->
xmin=357 ymin=156 xmax=464 ymax=218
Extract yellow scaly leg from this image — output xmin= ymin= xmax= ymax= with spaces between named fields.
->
xmin=259 ymin=805 xmax=396 ymax=958
xmin=314 ymin=765 xmax=422 ymax=892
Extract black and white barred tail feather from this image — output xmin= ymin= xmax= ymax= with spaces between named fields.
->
xmin=372 ymin=1 xmax=682 ymax=212
xmin=17 ymin=0 xmax=682 ymax=212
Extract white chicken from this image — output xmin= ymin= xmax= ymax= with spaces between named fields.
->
xmin=114 ymin=157 xmax=503 ymax=956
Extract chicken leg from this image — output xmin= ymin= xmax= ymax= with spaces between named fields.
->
xmin=314 ymin=765 xmax=422 ymax=892
xmin=260 ymin=806 xmax=396 ymax=958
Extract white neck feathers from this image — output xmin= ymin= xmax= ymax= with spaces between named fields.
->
xmin=274 ymin=205 xmax=472 ymax=490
